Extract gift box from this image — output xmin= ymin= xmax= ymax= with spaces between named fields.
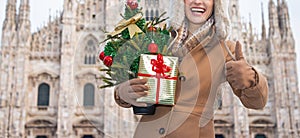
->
xmin=136 ymin=54 xmax=178 ymax=105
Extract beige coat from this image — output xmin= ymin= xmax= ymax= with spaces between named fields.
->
xmin=115 ymin=35 xmax=268 ymax=138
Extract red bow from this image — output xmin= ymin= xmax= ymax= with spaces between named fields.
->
xmin=151 ymin=54 xmax=171 ymax=77
xmin=138 ymin=54 xmax=177 ymax=104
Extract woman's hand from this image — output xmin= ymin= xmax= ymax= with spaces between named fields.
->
xmin=226 ymin=41 xmax=256 ymax=89
xmin=116 ymin=78 xmax=149 ymax=107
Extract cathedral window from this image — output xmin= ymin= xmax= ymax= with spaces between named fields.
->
xmin=83 ymin=83 xmax=95 ymax=107
xmin=145 ymin=0 xmax=159 ymax=21
xmin=84 ymin=39 xmax=97 ymax=65
xmin=146 ymin=10 xmax=149 ymax=21
xmin=150 ymin=10 xmax=154 ymax=20
xmin=255 ymin=134 xmax=267 ymax=138
xmin=37 ymin=83 xmax=50 ymax=107
xmin=217 ymin=98 xmax=223 ymax=110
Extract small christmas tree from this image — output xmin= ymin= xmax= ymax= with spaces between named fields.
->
xmin=98 ymin=0 xmax=173 ymax=88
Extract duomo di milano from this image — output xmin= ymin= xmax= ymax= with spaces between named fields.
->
xmin=0 ymin=0 xmax=299 ymax=137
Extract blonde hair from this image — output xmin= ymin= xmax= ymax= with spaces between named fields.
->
xmin=169 ymin=0 xmax=230 ymax=40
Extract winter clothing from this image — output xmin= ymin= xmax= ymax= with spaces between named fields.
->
xmin=114 ymin=0 xmax=268 ymax=137
xmin=132 ymin=28 xmax=268 ymax=138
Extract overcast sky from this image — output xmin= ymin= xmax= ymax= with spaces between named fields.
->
xmin=0 ymin=0 xmax=299 ymax=92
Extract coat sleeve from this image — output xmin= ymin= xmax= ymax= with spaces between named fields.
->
xmin=223 ymin=41 xmax=269 ymax=109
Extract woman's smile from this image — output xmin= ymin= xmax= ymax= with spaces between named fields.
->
xmin=190 ymin=6 xmax=206 ymax=16
xmin=184 ymin=0 xmax=213 ymax=25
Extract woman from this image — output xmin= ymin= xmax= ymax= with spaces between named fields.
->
xmin=114 ymin=0 xmax=268 ymax=137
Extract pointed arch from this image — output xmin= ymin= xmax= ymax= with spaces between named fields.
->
xmin=80 ymin=34 xmax=98 ymax=65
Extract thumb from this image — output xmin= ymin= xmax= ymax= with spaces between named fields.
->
xmin=235 ymin=41 xmax=244 ymax=60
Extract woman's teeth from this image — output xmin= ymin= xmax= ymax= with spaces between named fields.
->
xmin=191 ymin=8 xmax=205 ymax=13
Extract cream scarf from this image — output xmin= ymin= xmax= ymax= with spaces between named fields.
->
xmin=170 ymin=18 xmax=215 ymax=58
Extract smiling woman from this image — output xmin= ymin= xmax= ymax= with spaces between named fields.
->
xmin=184 ymin=0 xmax=214 ymax=27
xmin=114 ymin=0 xmax=268 ymax=137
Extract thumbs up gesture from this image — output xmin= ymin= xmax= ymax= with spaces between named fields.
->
xmin=225 ymin=41 xmax=256 ymax=89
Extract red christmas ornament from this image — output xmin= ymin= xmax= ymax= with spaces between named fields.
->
xmin=103 ymin=56 xmax=113 ymax=67
xmin=99 ymin=51 xmax=105 ymax=61
xmin=148 ymin=41 xmax=158 ymax=53
xmin=127 ymin=1 xmax=138 ymax=10
xmin=148 ymin=26 xmax=157 ymax=32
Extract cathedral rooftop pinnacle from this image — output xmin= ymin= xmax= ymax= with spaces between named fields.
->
xmin=18 ymin=0 xmax=30 ymax=23
xmin=277 ymin=0 xmax=281 ymax=5
xmin=17 ymin=0 xmax=31 ymax=46
xmin=248 ymin=13 xmax=254 ymax=44
xmin=3 ymin=0 xmax=17 ymax=30
xmin=261 ymin=2 xmax=266 ymax=40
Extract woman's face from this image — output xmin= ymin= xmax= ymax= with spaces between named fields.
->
xmin=184 ymin=0 xmax=214 ymax=25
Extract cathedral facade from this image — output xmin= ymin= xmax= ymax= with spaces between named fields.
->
xmin=0 ymin=0 xmax=299 ymax=138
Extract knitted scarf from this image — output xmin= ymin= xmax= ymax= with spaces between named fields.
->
xmin=170 ymin=18 xmax=215 ymax=58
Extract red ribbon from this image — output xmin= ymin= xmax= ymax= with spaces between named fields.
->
xmin=138 ymin=54 xmax=177 ymax=104
xmin=151 ymin=54 xmax=171 ymax=78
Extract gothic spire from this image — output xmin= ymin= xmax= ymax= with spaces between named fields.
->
xmin=63 ymin=0 xmax=77 ymax=20
xmin=19 ymin=0 xmax=30 ymax=21
xmin=1 ymin=0 xmax=17 ymax=47
xmin=16 ymin=0 xmax=31 ymax=47
xmin=261 ymin=2 xmax=266 ymax=40
xmin=248 ymin=13 xmax=254 ymax=43
xmin=18 ymin=0 xmax=31 ymax=31
xmin=249 ymin=13 xmax=252 ymax=32
xmin=281 ymin=0 xmax=291 ymax=29
xmin=228 ymin=0 xmax=242 ymax=41
xmin=277 ymin=0 xmax=281 ymax=14
xmin=3 ymin=0 xmax=17 ymax=30
xmin=277 ymin=0 xmax=283 ymax=33
xmin=277 ymin=0 xmax=281 ymax=5
xmin=280 ymin=0 xmax=294 ymax=49
xmin=64 ymin=0 xmax=77 ymax=11
xmin=268 ymin=0 xmax=280 ymax=38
